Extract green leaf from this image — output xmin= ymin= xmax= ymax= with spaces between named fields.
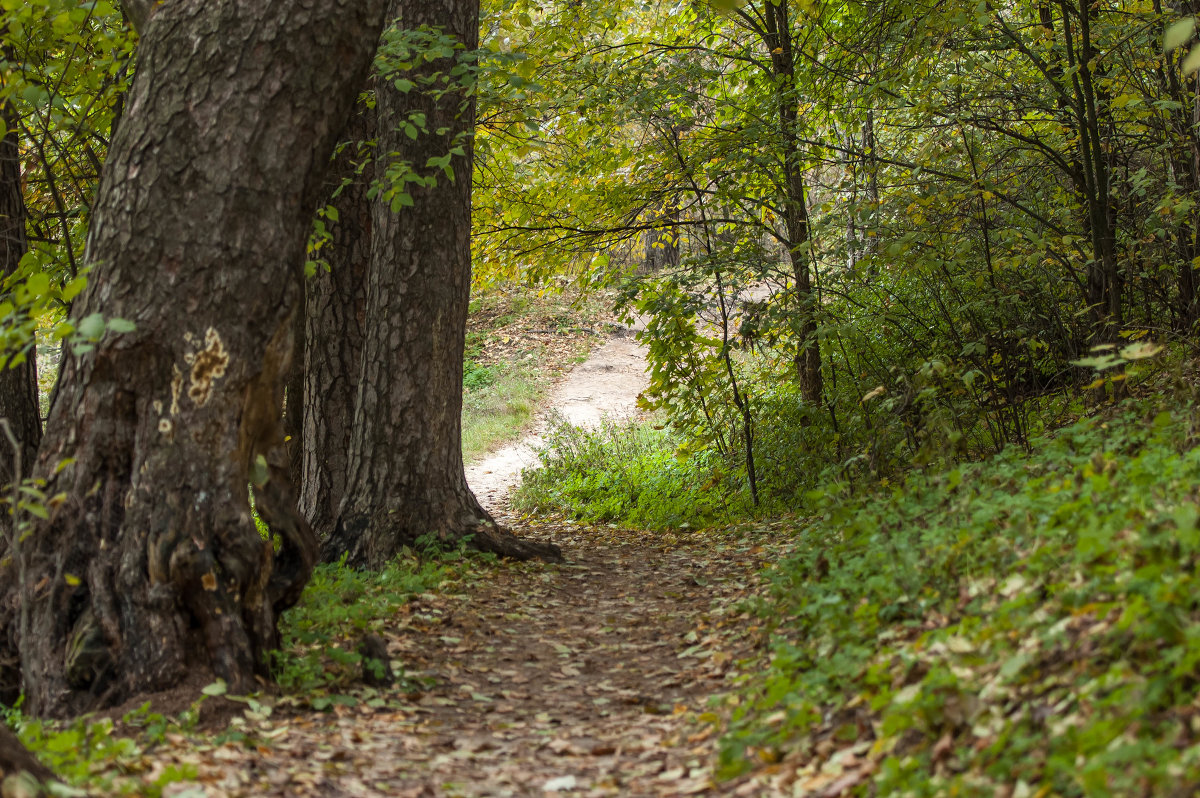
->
xmin=106 ymin=317 xmax=136 ymax=334
xmin=201 ymin=679 xmax=228 ymax=697
xmin=25 ymin=272 xmax=49 ymax=298
xmin=1183 ymin=44 xmax=1200 ymax=74
xmin=1166 ymin=17 xmax=1196 ymax=53
xmin=77 ymin=312 xmax=106 ymax=340
xmin=60 ymin=276 xmax=87 ymax=302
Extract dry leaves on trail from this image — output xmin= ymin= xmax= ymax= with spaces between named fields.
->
xmin=135 ymin=521 xmax=794 ymax=797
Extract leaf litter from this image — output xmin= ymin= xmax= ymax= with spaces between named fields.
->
xmin=133 ymin=521 xmax=792 ymax=797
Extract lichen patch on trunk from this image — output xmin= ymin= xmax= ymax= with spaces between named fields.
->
xmin=184 ymin=327 xmax=229 ymax=407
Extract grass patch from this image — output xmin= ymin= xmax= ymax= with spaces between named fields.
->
xmin=460 ymin=285 xmax=609 ymax=463
xmin=271 ymin=546 xmax=455 ymax=695
xmin=721 ymin=398 xmax=1200 ymax=795
xmin=461 ymin=364 xmax=541 ymax=462
xmin=512 ymin=415 xmax=746 ymax=528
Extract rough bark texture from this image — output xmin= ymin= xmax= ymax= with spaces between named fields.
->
xmin=283 ymin=300 xmax=306 ymax=489
xmin=0 ymin=72 xmax=44 ymax=708
xmin=298 ymin=105 xmax=373 ymax=541
xmin=1 ymin=0 xmax=387 ymax=717
xmin=322 ymin=0 xmax=561 ymax=569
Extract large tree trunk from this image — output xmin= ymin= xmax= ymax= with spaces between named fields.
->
xmin=322 ymin=0 xmax=561 ymax=569
xmin=0 ymin=62 xmax=44 ymax=707
xmin=298 ymin=103 xmax=373 ymax=541
xmin=1 ymin=0 xmax=386 ymax=718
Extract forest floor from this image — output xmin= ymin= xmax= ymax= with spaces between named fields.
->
xmin=132 ymin=318 xmax=793 ymax=797
xmin=172 ymin=524 xmax=791 ymax=797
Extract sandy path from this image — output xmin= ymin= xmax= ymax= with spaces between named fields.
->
xmin=465 ymin=327 xmax=649 ymax=514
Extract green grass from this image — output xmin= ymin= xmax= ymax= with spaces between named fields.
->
xmin=459 ymin=285 xmax=609 ymax=464
xmin=720 ymin=398 xmax=1200 ymax=795
xmin=461 ymin=364 xmax=542 ymax=463
xmin=512 ymin=415 xmax=747 ymax=528
xmin=271 ymin=547 xmax=453 ymax=694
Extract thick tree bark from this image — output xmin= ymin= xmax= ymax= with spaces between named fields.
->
xmin=283 ymin=299 xmax=306 ymax=489
xmin=322 ymin=0 xmax=561 ymax=569
xmin=299 ymin=104 xmax=373 ymax=541
xmin=1 ymin=0 xmax=387 ymax=717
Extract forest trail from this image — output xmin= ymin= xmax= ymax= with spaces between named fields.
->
xmin=465 ymin=324 xmax=649 ymax=516
xmin=154 ymin=328 xmax=791 ymax=796
xmin=168 ymin=525 xmax=786 ymax=797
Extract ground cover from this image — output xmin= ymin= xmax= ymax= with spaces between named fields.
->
xmin=9 ymin=285 xmax=1200 ymax=798
xmin=719 ymin=397 xmax=1200 ymax=796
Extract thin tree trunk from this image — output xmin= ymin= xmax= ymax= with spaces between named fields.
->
xmin=762 ymin=0 xmax=823 ymax=403
xmin=1 ymin=0 xmax=386 ymax=718
xmin=0 ymin=53 xmax=44 ymax=707
xmin=322 ymin=0 xmax=561 ymax=568
xmin=299 ymin=102 xmax=373 ymax=541
xmin=0 ymin=70 xmax=43 ymax=502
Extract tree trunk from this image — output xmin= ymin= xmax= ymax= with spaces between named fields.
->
xmin=640 ymin=197 xmax=680 ymax=275
xmin=0 ymin=724 xmax=53 ymax=787
xmin=762 ymin=0 xmax=823 ymax=403
xmin=283 ymin=296 xmax=306 ymax=489
xmin=299 ymin=103 xmax=373 ymax=541
xmin=322 ymin=0 xmax=561 ymax=569
xmin=2 ymin=0 xmax=386 ymax=718
xmin=0 ymin=84 xmax=43 ymax=499
xmin=0 ymin=60 xmax=45 ymax=708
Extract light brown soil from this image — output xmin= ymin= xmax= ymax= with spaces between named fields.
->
xmin=466 ymin=326 xmax=649 ymax=516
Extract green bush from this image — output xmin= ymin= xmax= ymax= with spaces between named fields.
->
xmin=513 ymin=414 xmax=743 ymax=528
xmin=272 ymin=550 xmax=450 ymax=692
xmin=722 ymin=400 xmax=1200 ymax=795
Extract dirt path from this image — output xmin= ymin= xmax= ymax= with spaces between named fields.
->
xmin=465 ymin=326 xmax=649 ymax=516
xmin=164 ymin=524 xmax=785 ymax=797
xmin=151 ymin=328 xmax=790 ymax=797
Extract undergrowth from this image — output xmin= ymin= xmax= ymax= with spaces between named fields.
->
xmin=721 ymin=397 xmax=1200 ymax=796
xmin=3 ymin=544 xmax=465 ymax=795
xmin=271 ymin=546 xmax=453 ymax=695
xmin=512 ymin=414 xmax=746 ymax=528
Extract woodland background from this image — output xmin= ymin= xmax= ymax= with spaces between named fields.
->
xmin=2 ymin=0 xmax=1200 ymax=795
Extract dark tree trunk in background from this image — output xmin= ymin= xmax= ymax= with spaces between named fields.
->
xmin=0 ymin=0 xmax=386 ymax=717
xmin=760 ymin=0 xmax=823 ymax=403
xmin=299 ymin=103 xmax=373 ymax=541
xmin=0 ymin=64 xmax=44 ymax=707
xmin=640 ymin=198 xmax=679 ymax=275
xmin=322 ymin=0 xmax=561 ymax=569
xmin=0 ymin=91 xmax=43 ymax=494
